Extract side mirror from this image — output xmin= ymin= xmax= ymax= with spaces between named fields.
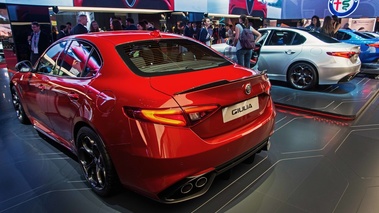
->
xmin=15 ymin=60 xmax=33 ymax=72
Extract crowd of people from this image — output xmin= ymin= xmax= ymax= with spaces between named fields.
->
xmin=28 ymin=13 xmax=262 ymax=68
xmin=302 ymin=15 xmax=341 ymax=38
xmin=172 ymin=18 xmax=232 ymax=46
xmin=29 ymin=13 xmax=355 ymax=69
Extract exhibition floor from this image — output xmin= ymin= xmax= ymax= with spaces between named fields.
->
xmin=1 ymin=67 xmax=379 ymax=213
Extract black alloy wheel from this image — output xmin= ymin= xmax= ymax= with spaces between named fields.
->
xmin=76 ymin=127 xmax=119 ymax=196
xmin=11 ymin=86 xmax=30 ymax=124
xmin=287 ymin=62 xmax=317 ymax=90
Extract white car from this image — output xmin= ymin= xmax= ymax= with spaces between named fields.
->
xmin=211 ymin=40 xmax=237 ymax=63
xmin=214 ymin=27 xmax=362 ymax=90
xmin=256 ymin=27 xmax=362 ymax=90
xmin=211 ymin=40 xmax=260 ymax=68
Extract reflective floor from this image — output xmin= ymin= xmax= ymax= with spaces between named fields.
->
xmin=1 ymin=67 xmax=379 ymax=213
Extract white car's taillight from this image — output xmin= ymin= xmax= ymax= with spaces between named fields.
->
xmin=326 ymin=51 xmax=359 ymax=59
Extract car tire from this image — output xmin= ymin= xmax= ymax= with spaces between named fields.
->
xmin=11 ymin=86 xmax=30 ymax=124
xmin=76 ymin=126 xmax=120 ymax=196
xmin=287 ymin=62 xmax=317 ymax=90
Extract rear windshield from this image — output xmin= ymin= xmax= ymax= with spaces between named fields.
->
xmin=308 ymin=31 xmax=340 ymax=43
xmin=116 ymin=38 xmax=232 ymax=76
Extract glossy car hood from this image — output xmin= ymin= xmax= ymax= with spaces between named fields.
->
xmin=149 ymin=65 xmax=257 ymax=97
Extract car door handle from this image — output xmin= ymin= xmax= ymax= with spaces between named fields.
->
xmin=285 ymin=50 xmax=295 ymax=54
xmin=67 ymin=92 xmax=79 ymax=100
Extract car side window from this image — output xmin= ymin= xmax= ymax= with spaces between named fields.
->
xmin=81 ymin=48 xmax=101 ymax=78
xmin=292 ymin=33 xmax=306 ymax=45
xmin=56 ymin=40 xmax=102 ymax=78
xmin=335 ymin=32 xmax=351 ymax=40
xmin=36 ymin=41 xmax=67 ymax=75
xmin=267 ymin=31 xmax=283 ymax=46
xmin=281 ymin=31 xmax=296 ymax=45
xmin=267 ymin=30 xmax=297 ymax=46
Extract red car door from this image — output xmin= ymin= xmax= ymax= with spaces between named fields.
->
xmin=44 ymin=40 xmax=102 ymax=145
xmin=20 ymin=72 xmax=51 ymax=129
xmin=44 ymin=76 xmax=90 ymax=145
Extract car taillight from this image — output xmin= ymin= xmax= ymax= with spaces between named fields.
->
xmin=366 ymin=43 xmax=379 ymax=48
xmin=124 ymin=105 xmax=219 ymax=127
xmin=326 ymin=51 xmax=358 ymax=58
xmin=260 ymin=73 xmax=271 ymax=95
xmin=264 ymin=78 xmax=271 ymax=95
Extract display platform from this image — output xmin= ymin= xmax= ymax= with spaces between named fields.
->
xmin=1 ymin=67 xmax=379 ymax=212
xmin=270 ymin=75 xmax=379 ymax=119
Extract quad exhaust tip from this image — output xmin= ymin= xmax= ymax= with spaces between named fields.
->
xmin=180 ymin=176 xmax=209 ymax=194
xmin=180 ymin=183 xmax=193 ymax=194
xmin=195 ymin=176 xmax=208 ymax=188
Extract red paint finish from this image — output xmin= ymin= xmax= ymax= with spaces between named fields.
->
xmin=10 ymin=31 xmax=275 ymax=203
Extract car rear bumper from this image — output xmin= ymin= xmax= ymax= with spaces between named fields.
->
xmin=318 ymin=63 xmax=361 ymax=85
xmin=108 ymin=100 xmax=275 ymax=203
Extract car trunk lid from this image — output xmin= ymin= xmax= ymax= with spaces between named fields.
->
xmin=150 ymin=66 xmax=272 ymax=139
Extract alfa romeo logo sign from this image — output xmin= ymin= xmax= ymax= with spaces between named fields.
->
xmin=328 ymin=0 xmax=360 ymax=18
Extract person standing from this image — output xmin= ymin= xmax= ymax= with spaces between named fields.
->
xmin=109 ymin=16 xmax=121 ymax=30
xmin=137 ymin=21 xmax=147 ymax=30
xmin=192 ymin=22 xmax=200 ymax=40
xmin=57 ymin=25 xmax=67 ymax=39
xmin=183 ymin=22 xmax=193 ymax=38
xmin=71 ymin=14 xmax=88 ymax=35
xmin=320 ymin=16 xmax=335 ymax=37
xmin=57 ymin=22 xmax=72 ymax=39
xmin=198 ymin=17 xmax=213 ymax=46
xmin=218 ymin=23 xmax=226 ymax=43
xmin=28 ymin=21 xmax=51 ymax=65
xmin=125 ymin=18 xmax=137 ymax=30
xmin=233 ymin=14 xmax=261 ymax=68
xmin=227 ymin=24 xmax=234 ymax=42
xmin=65 ymin=22 xmax=72 ymax=35
xmin=89 ymin=20 xmax=101 ymax=32
xmin=51 ymin=26 xmax=57 ymax=42
xmin=306 ymin=15 xmax=321 ymax=31
xmin=331 ymin=15 xmax=341 ymax=35
xmin=112 ymin=19 xmax=123 ymax=30
xmin=212 ymin=24 xmax=219 ymax=45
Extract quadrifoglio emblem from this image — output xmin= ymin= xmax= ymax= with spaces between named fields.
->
xmin=328 ymin=0 xmax=360 ymax=18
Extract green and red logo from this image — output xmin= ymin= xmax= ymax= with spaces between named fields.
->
xmin=328 ymin=0 xmax=359 ymax=18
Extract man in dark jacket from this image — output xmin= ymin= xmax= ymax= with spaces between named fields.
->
xmin=57 ymin=25 xmax=67 ymax=39
xmin=71 ymin=14 xmax=88 ymax=35
xmin=124 ymin=18 xmax=137 ymax=30
xmin=28 ymin=21 xmax=51 ymax=65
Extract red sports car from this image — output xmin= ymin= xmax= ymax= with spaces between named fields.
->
xmin=10 ymin=30 xmax=275 ymax=203
xmin=229 ymin=0 xmax=267 ymax=18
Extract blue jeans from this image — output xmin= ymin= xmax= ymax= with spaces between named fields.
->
xmin=236 ymin=48 xmax=252 ymax=68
